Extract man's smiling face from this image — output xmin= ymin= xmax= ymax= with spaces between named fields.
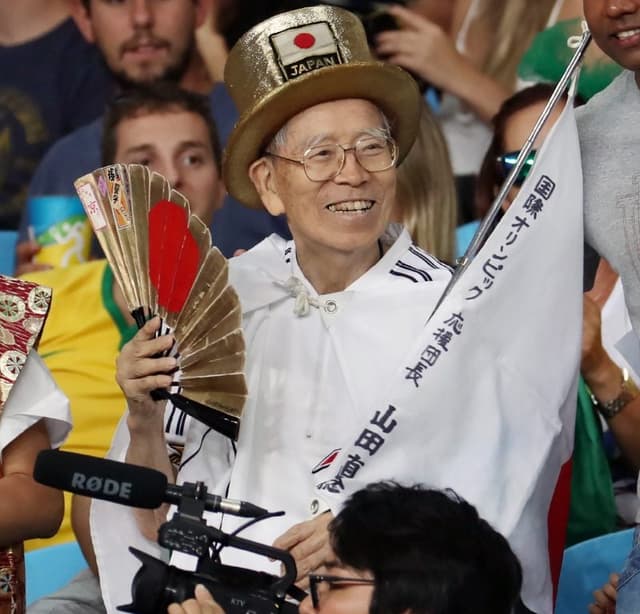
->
xmin=252 ymin=98 xmax=397 ymax=263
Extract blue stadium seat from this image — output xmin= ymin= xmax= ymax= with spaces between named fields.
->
xmin=0 ymin=230 xmax=17 ymax=276
xmin=25 ymin=541 xmax=88 ymax=605
xmin=555 ymin=528 xmax=634 ymax=614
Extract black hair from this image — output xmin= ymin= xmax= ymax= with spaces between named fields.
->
xmin=329 ymin=481 xmax=522 ymax=614
xmin=101 ymin=82 xmax=221 ymax=170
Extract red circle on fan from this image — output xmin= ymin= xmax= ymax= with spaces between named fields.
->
xmin=294 ymin=33 xmax=315 ymax=49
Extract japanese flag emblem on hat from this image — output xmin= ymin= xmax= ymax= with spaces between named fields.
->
xmin=271 ymin=22 xmax=343 ymax=81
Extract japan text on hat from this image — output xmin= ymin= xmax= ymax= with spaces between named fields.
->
xmin=222 ymin=5 xmax=421 ymax=208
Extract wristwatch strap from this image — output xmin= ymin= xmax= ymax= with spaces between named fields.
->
xmin=590 ymin=367 xmax=640 ymax=420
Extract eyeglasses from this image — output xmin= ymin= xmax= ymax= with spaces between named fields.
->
xmin=266 ymin=135 xmax=398 ymax=182
xmin=308 ymin=574 xmax=376 ymax=608
xmin=496 ymin=149 xmax=537 ymax=187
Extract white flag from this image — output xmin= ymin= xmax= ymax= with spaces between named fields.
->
xmin=318 ymin=102 xmax=583 ymax=614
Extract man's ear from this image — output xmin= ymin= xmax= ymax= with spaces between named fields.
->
xmin=69 ymin=0 xmax=95 ymax=43
xmin=248 ymin=158 xmax=286 ymax=216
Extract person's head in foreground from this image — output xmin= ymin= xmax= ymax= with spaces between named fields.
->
xmin=583 ymin=0 xmax=640 ymax=78
xmin=102 ymin=82 xmax=224 ymax=226
xmin=300 ymin=482 xmax=523 ymax=614
xmin=221 ymin=4 xmax=422 ymax=291
xmin=168 ymin=482 xmax=522 ymax=614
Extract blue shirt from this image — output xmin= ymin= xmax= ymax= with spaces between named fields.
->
xmin=1 ymin=18 xmax=112 ymax=229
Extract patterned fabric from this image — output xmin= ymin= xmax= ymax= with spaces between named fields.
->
xmin=0 ymin=546 xmax=24 ymax=614
xmin=0 ymin=274 xmax=52 ymax=614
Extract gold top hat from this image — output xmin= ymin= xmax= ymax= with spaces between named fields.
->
xmin=222 ymin=5 xmax=421 ymax=209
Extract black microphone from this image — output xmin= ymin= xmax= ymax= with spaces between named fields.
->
xmin=34 ymin=449 xmax=166 ymax=508
xmin=34 ymin=450 xmax=268 ymax=517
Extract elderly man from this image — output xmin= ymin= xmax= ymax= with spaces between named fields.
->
xmin=86 ymin=4 xmax=587 ymax=612
xmin=92 ymin=5 xmax=453 ymax=612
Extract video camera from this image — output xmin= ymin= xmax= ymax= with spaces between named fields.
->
xmin=33 ymin=450 xmax=306 ymax=614
xmin=119 ymin=481 xmax=306 ymax=614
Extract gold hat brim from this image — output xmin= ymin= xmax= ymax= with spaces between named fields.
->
xmin=222 ymin=61 xmax=421 ymax=209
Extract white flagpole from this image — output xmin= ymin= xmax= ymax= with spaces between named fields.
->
xmin=431 ymin=28 xmax=592 ymax=316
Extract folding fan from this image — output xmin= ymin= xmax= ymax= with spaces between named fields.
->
xmin=74 ymin=164 xmax=247 ymax=440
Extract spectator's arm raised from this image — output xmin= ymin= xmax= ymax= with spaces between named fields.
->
xmin=116 ymin=316 xmax=177 ymax=541
xmin=375 ymin=5 xmax=510 ymax=123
